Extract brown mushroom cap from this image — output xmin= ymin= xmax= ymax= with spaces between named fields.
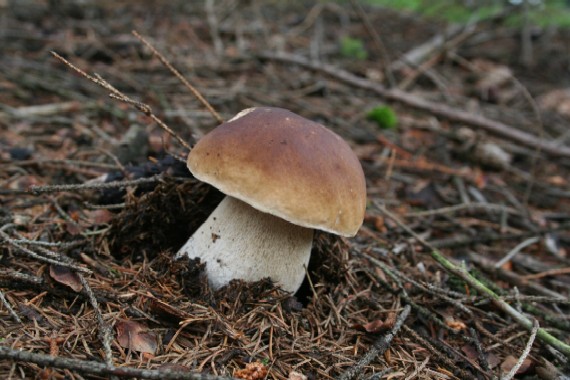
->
xmin=187 ymin=107 xmax=366 ymax=236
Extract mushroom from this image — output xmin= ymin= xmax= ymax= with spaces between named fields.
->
xmin=176 ymin=107 xmax=366 ymax=293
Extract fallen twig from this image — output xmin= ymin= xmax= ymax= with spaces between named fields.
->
xmin=375 ymin=202 xmax=570 ymax=358
xmin=494 ymin=236 xmax=540 ymax=268
xmin=523 ymin=266 xmax=570 ymax=281
xmin=468 ymin=251 xmax=567 ymax=300
xmin=501 ymin=319 xmax=539 ymax=380
xmin=0 ymin=290 xmax=21 ymax=323
xmin=402 ymin=325 xmax=477 ymax=379
xmin=0 ymin=228 xmax=91 ymax=275
xmin=50 ymin=52 xmax=193 ymax=152
xmin=349 ymin=0 xmax=395 ymax=87
xmin=469 ymin=328 xmax=490 ymax=373
xmin=77 ymin=275 xmax=115 ymax=372
xmin=0 ymin=346 xmax=236 ymax=380
xmin=336 ymin=305 xmax=411 ymax=380
xmin=405 ymin=203 xmax=519 ymax=218
xmin=29 ymin=175 xmax=163 ymax=195
xmin=259 ymin=52 xmax=570 ymax=158
xmin=132 ymin=31 xmax=223 ymax=124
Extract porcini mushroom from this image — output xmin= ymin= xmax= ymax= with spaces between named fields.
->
xmin=177 ymin=107 xmax=366 ymax=293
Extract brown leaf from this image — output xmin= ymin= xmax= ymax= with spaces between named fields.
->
xmin=354 ymin=312 xmax=396 ymax=333
xmin=461 ymin=344 xmax=478 ymax=361
xmin=115 ymin=320 xmax=157 ymax=354
xmin=362 ymin=319 xmax=386 ymax=333
xmin=439 ymin=309 xmax=467 ymax=331
xmin=446 ymin=319 xmax=467 ymax=331
xmin=84 ymin=209 xmax=114 ymax=225
xmin=234 ymin=362 xmax=268 ymax=380
xmin=288 ymin=371 xmax=307 ymax=380
xmin=487 ymin=352 xmax=501 ymax=369
xmin=149 ymin=299 xmax=191 ymax=322
xmin=65 ymin=221 xmax=83 ymax=235
xmin=49 ymin=265 xmax=83 ymax=292
xmin=501 ymin=355 xmax=533 ymax=375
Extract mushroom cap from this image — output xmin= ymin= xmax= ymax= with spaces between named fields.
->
xmin=187 ymin=107 xmax=366 ymax=236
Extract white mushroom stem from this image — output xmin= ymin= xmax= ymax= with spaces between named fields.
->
xmin=176 ymin=196 xmax=314 ymax=293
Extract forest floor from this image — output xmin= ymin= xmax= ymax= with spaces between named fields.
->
xmin=1 ymin=1 xmax=570 ymax=379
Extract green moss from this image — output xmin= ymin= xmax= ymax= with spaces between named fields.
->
xmin=367 ymin=105 xmax=398 ymax=129
xmin=339 ymin=36 xmax=368 ymax=60
xmin=362 ymin=0 xmax=570 ymax=28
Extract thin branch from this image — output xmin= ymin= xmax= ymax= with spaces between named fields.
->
xmin=501 ymin=319 xmax=539 ymax=380
xmin=523 ymin=267 xmax=570 ymax=281
xmin=405 ymin=203 xmax=519 ymax=218
xmin=403 ymin=356 xmax=430 ymax=380
xmin=365 ymin=254 xmax=472 ymax=315
xmin=374 ymin=202 xmax=570 ymax=358
xmin=0 ymin=230 xmax=91 ymax=275
xmin=132 ymin=30 xmax=223 ymax=124
xmin=259 ymin=52 xmax=570 ymax=158
xmin=0 ymin=290 xmax=21 ymax=323
xmin=402 ymin=325 xmax=477 ymax=379
xmin=349 ymin=0 xmax=395 ymax=87
xmin=50 ymin=52 xmax=192 ymax=152
xmin=0 ymin=346 xmax=236 ymax=380
xmin=336 ymin=305 xmax=411 ymax=380
xmin=77 ymin=275 xmax=114 ymax=370
xmin=494 ymin=236 xmax=540 ymax=268
xmin=204 ymin=0 xmax=224 ymax=59
xmin=469 ymin=328 xmax=490 ymax=372
xmin=29 ymin=175 xmax=163 ymax=195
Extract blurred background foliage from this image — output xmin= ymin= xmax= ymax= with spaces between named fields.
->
xmin=363 ymin=0 xmax=570 ymax=27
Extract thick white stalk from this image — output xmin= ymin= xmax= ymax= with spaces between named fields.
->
xmin=177 ymin=196 xmax=313 ymax=293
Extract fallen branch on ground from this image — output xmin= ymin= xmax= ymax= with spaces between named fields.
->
xmin=0 ymin=346 xmax=236 ymax=380
xmin=374 ymin=202 xmax=570 ymax=358
xmin=259 ymin=52 xmax=570 ymax=158
xmin=337 ymin=305 xmax=411 ymax=380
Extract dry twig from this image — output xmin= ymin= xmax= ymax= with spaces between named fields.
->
xmin=132 ymin=30 xmax=223 ymax=124
xmin=0 ymin=290 xmax=21 ymax=323
xmin=374 ymin=202 xmax=570 ymax=358
xmin=29 ymin=175 xmax=163 ymax=195
xmin=259 ymin=52 xmax=570 ymax=158
xmin=0 ymin=346 xmax=236 ymax=380
xmin=50 ymin=52 xmax=193 ymax=152
xmin=501 ymin=319 xmax=539 ymax=380
xmin=336 ymin=305 xmax=411 ymax=380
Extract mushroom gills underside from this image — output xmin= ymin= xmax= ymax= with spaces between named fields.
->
xmin=176 ymin=196 xmax=314 ymax=293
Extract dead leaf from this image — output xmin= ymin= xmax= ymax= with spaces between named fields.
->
xmin=84 ymin=209 xmax=114 ymax=225
xmin=403 ymin=181 xmax=444 ymax=209
xmin=149 ymin=299 xmax=191 ymax=322
xmin=501 ymin=355 xmax=533 ymax=375
xmin=487 ymin=352 xmax=501 ymax=369
xmin=8 ymin=175 xmax=42 ymax=190
xmin=288 ymin=371 xmax=307 ymax=380
xmin=547 ymin=175 xmax=566 ymax=186
xmin=49 ymin=265 xmax=83 ymax=292
xmin=362 ymin=319 xmax=387 ymax=333
xmin=354 ymin=312 xmax=396 ymax=333
xmin=446 ymin=319 xmax=467 ymax=331
xmin=115 ymin=320 xmax=157 ymax=354
xmin=538 ymin=89 xmax=570 ymax=118
xmin=461 ymin=344 xmax=478 ymax=361
xmin=234 ymin=362 xmax=268 ymax=380
xmin=65 ymin=221 xmax=83 ymax=235
xmin=439 ymin=309 xmax=467 ymax=331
